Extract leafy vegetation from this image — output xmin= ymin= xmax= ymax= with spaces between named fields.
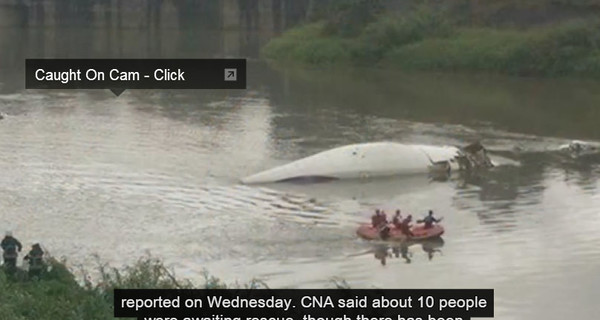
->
xmin=0 ymin=254 xmax=268 ymax=320
xmin=262 ymin=22 xmax=353 ymax=66
xmin=0 ymin=253 xmax=351 ymax=320
xmin=385 ymin=19 xmax=600 ymax=77
xmin=263 ymin=1 xmax=600 ymax=78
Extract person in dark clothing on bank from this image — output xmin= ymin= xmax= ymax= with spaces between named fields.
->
xmin=24 ymin=243 xmax=45 ymax=278
xmin=1 ymin=231 xmax=22 ymax=270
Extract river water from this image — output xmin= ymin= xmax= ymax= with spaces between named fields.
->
xmin=1 ymin=26 xmax=600 ymax=320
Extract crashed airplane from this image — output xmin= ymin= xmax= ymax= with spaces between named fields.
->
xmin=556 ymin=140 xmax=599 ymax=158
xmin=241 ymin=141 xmax=495 ymax=184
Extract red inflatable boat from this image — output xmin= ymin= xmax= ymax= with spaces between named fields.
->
xmin=356 ymin=223 xmax=445 ymax=241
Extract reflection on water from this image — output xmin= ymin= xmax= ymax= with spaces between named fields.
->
xmin=372 ymin=238 xmax=445 ymax=266
xmin=0 ymin=0 xmax=315 ymax=68
xmin=268 ymin=66 xmax=600 ymax=141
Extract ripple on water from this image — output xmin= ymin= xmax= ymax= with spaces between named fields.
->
xmin=0 ymin=89 xmax=599 ymax=320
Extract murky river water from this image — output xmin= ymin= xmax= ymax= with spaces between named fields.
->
xmin=1 ymin=31 xmax=600 ymax=320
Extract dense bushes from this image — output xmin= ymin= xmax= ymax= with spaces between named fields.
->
xmin=262 ymin=2 xmax=600 ymax=78
xmin=263 ymin=7 xmax=454 ymax=66
xmin=262 ymin=22 xmax=353 ymax=65
xmin=350 ymin=7 xmax=454 ymax=63
xmin=0 ymin=257 xmax=115 ymax=320
xmin=0 ymin=255 xmax=265 ymax=320
xmin=384 ymin=19 xmax=600 ymax=77
xmin=0 ymin=253 xmax=353 ymax=319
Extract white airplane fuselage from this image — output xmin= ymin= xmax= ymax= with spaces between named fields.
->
xmin=241 ymin=142 xmax=465 ymax=184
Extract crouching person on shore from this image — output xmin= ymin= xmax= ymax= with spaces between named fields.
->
xmin=24 ymin=243 xmax=46 ymax=279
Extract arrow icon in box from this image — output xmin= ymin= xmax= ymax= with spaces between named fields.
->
xmin=109 ymin=88 xmax=126 ymax=96
xmin=224 ymin=68 xmax=237 ymax=81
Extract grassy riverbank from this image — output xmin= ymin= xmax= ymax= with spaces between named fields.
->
xmin=0 ymin=256 xmax=263 ymax=320
xmin=263 ymin=1 xmax=600 ymax=78
xmin=1 ymin=254 xmax=350 ymax=320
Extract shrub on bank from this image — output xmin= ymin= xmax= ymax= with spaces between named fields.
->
xmin=262 ymin=3 xmax=600 ymax=78
xmin=351 ymin=7 xmax=454 ymax=63
xmin=263 ymin=22 xmax=352 ymax=66
xmin=384 ymin=19 xmax=600 ymax=77
xmin=0 ymin=257 xmax=114 ymax=320
xmin=0 ymin=255 xmax=267 ymax=320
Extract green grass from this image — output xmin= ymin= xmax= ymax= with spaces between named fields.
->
xmin=262 ymin=5 xmax=600 ymax=78
xmin=349 ymin=8 xmax=454 ymax=64
xmin=0 ymin=258 xmax=115 ymax=320
xmin=0 ymin=254 xmax=351 ymax=320
xmin=0 ymin=255 xmax=268 ymax=320
xmin=262 ymin=22 xmax=353 ymax=66
xmin=385 ymin=19 xmax=600 ymax=77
